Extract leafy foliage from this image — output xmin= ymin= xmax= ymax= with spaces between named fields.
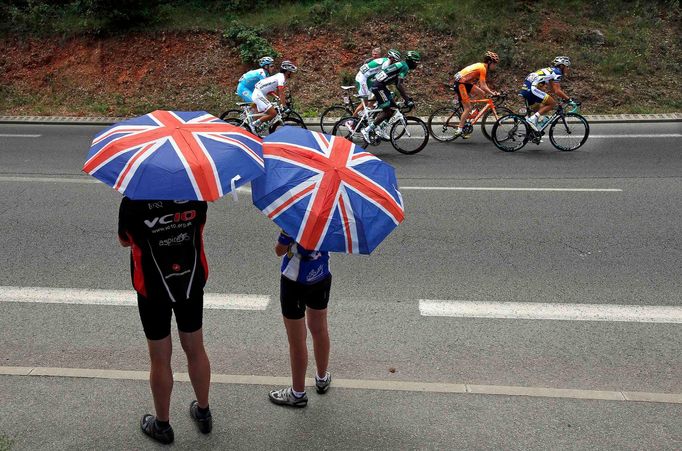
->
xmin=223 ymin=21 xmax=279 ymax=64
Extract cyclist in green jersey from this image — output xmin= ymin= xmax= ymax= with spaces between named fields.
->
xmin=361 ymin=50 xmax=421 ymax=141
xmin=352 ymin=49 xmax=402 ymax=117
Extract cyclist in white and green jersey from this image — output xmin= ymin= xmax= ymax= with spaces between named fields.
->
xmin=352 ymin=49 xmax=401 ymax=116
xmin=361 ymin=50 xmax=420 ymax=141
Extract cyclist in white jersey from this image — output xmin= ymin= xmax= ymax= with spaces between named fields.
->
xmin=251 ymin=61 xmax=298 ymax=130
xmin=352 ymin=49 xmax=401 ymax=116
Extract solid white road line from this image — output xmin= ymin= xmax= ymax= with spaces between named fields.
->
xmin=0 ymin=134 xmax=41 ymax=138
xmin=401 ymin=186 xmax=622 ymax=192
xmin=419 ymin=300 xmax=682 ymax=324
xmin=1 ymin=365 xmax=680 ymax=404
xmin=0 ymin=286 xmax=269 ymax=310
xmin=0 ymin=176 xmax=624 ymax=193
xmin=582 ymin=134 xmax=682 ymax=139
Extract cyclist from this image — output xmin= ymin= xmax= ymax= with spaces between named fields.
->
xmin=352 ymin=49 xmax=402 ymax=117
xmin=361 ymin=50 xmax=421 ymax=142
xmin=235 ymin=56 xmax=275 ymax=103
xmin=521 ymin=56 xmax=575 ymax=130
xmin=251 ymin=60 xmax=298 ymax=132
xmin=452 ymin=51 xmax=500 ymax=139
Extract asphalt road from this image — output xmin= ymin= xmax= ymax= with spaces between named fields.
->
xmin=0 ymin=122 xmax=681 ymax=449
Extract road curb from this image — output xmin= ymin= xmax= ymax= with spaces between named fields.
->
xmin=0 ymin=113 xmax=680 ymax=126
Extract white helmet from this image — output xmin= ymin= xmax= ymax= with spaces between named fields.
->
xmin=280 ymin=61 xmax=298 ymax=72
xmin=553 ymin=56 xmax=571 ymax=67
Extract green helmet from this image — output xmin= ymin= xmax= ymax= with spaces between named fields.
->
xmin=406 ymin=50 xmax=421 ymax=63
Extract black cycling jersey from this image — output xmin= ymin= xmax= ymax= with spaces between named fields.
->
xmin=118 ymin=197 xmax=208 ymax=303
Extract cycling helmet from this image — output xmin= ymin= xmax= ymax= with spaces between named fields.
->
xmin=406 ymin=50 xmax=421 ymax=62
xmin=387 ymin=49 xmax=402 ymax=61
xmin=259 ymin=56 xmax=274 ymax=67
xmin=280 ymin=60 xmax=298 ymax=72
xmin=553 ymin=56 xmax=571 ymax=67
xmin=484 ymin=51 xmax=499 ymax=63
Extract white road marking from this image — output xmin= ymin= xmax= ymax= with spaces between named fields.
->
xmin=581 ymin=134 xmax=682 ymax=139
xmin=0 ymin=134 xmax=41 ymax=138
xmin=0 ymin=286 xmax=269 ymax=310
xmin=0 ymin=176 xmax=623 ymax=193
xmin=419 ymin=300 xmax=682 ymax=323
xmin=0 ymin=176 xmax=98 ymax=184
xmin=1 ymin=365 xmax=680 ymax=404
xmin=401 ymin=186 xmax=622 ymax=192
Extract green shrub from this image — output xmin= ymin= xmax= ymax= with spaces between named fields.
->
xmin=308 ymin=0 xmax=338 ymax=26
xmin=223 ymin=21 xmax=279 ymax=64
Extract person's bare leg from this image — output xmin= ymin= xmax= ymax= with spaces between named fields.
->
xmin=283 ymin=317 xmax=308 ymax=392
xmin=458 ymin=101 xmax=472 ymax=129
xmin=179 ymin=328 xmax=211 ymax=409
xmin=147 ymin=336 xmax=173 ymax=422
xmin=259 ymin=106 xmax=277 ymax=124
xmin=306 ymin=308 xmax=329 ymax=378
xmin=537 ymin=97 xmax=556 ymax=116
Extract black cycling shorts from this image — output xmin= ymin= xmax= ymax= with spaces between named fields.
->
xmin=137 ymin=291 xmax=204 ymax=340
xmin=280 ymin=274 xmax=332 ymax=320
xmin=371 ymin=85 xmax=395 ymax=109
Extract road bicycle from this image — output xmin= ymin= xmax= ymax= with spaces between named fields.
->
xmin=427 ymin=85 xmax=513 ymax=142
xmin=491 ymin=100 xmax=589 ymax=152
xmin=219 ymin=92 xmax=305 ymax=125
xmin=330 ymin=97 xmax=429 ymax=155
xmin=319 ymin=85 xmax=359 ymax=134
xmin=223 ymin=99 xmax=306 ymax=137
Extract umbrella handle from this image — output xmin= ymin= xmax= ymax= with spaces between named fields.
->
xmin=231 ymin=175 xmax=242 ymax=202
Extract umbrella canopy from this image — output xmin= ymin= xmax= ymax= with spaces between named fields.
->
xmin=83 ymin=110 xmax=264 ymax=201
xmin=252 ymin=126 xmax=405 ymax=254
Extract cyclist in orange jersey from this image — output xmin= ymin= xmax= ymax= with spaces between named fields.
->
xmin=452 ymin=51 xmax=500 ymax=138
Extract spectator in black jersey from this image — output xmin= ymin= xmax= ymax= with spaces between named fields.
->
xmin=118 ymin=197 xmax=213 ymax=445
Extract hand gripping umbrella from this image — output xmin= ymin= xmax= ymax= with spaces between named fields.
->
xmin=251 ymin=126 xmax=405 ymax=254
xmin=83 ymin=110 xmax=264 ymax=201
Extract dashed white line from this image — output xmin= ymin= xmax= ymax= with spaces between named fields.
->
xmin=0 ymin=286 xmax=270 ymax=310
xmin=0 ymin=134 xmax=41 ymax=138
xmin=419 ymin=300 xmax=682 ymax=323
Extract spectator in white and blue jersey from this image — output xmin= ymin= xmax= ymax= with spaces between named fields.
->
xmin=267 ymin=230 xmax=333 ymax=408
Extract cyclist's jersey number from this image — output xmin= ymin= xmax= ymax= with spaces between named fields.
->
xmin=454 ymin=62 xmax=487 ymax=85
xmin=237 ymin=68 xmax=268 ymax=91
xmin=374 ymin=61 xmax=409 ymax=86
xmin=254 ymin=72 xmax=286 ymax=96
xmin=358 ymin=57 xmax=390 ymax=80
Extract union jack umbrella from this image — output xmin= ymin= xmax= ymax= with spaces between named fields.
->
xmin=83 ymin=110 xmax=264 ymax=201
xmin=252 ymin=127 xmax=405 ymax=254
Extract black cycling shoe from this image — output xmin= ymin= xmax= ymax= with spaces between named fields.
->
xmin=189 ymin=400 xmax=213 ymax=434
xmin=140 ymin=414 xmax=174 ymax=445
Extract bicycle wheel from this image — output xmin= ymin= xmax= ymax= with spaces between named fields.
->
xmin=320 ymin=105 xmax=352 ymax=134
xmin=269 ymin=117 xmax=306 ymax=133
xmin=219 ymin=109 xmax=242 ymax=121
xmin=480 ymin=107 xmax=513 ymax=141
xmin=427 ymin=106 xmax=462 ymax=142
xmin=491 ymin=114 xmax=529 ymax=152
xmin=390 ymin=116 xmax=429 ymax=155
xmin=331 ymin=116 xmax=369 ymax=148
xmin=285 ymin=111 xmax=308 ymax=129
xmin=549 ymin=113 xmax=590 ymax=151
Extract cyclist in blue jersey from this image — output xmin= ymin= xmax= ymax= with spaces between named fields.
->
xmin=520 ymin=56 xmax=575 ymax=130
xmin=235 ymin=56 xmax=275 ymax=103
xmin=268 ymin=230 xmax=333 ymax=408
